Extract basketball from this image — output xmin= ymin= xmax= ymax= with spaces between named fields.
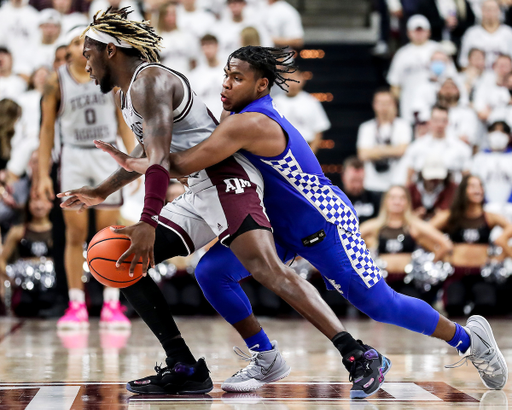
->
xmin=87 ymin=225 xmax=143 ymax=288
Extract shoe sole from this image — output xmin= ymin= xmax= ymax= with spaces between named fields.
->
xmin=99 ymin=321 xmax=131 ymax=330
xmin=350 ymin=355 xmax=391 ymax=399
xmin=125 ymin=379 xmax=214 ymax=395
xmin=57 ymin=321 xmax=89 ymax=330
xmin=221 ymin=366 xmax=292 ymax=392
xmin=467 ymin=315 xmax=508 ymax=390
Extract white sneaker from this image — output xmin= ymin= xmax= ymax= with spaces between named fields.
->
xmin=446 ymin=315 xmax=508 ymax=389
xmin=221 ymin=340 xmax=291 ymax=392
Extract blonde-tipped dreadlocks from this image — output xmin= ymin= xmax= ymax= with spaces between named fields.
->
xmin=82 ymin=7 xmax=163 ymax=63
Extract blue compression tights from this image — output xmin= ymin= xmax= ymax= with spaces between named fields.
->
xmin=195 ymin=243 xmax=440 ymax=336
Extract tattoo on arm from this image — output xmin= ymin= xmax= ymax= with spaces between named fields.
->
xmin=105 ymin=169 xmax=141 ymax=193
xmin=98 ymin=144 xmax=146 ymax=196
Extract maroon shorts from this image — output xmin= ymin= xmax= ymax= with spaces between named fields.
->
xmin=157 ymin=154 xmax=271 ymax=254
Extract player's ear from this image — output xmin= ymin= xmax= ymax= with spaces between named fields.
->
xmin=106 ymin=43 xmax=117 ymax=59
xmin=257 ymin=77 xmax=269 ymax=93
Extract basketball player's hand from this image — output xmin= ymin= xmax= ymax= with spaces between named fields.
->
xmin=94 ymin=140 xmax=134 ymax=172
xmin=57 ymin=186 xmax=106 ymax=212
xmin=111 ymin=223 xmax=155 ymax=276
xmin=37 ymin=175 xmax=55 ymax=201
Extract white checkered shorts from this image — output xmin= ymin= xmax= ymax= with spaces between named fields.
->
xmin=261 ymin=150 xmax=359 ymax=233
xmin=338 ymin=227 xmax=382 ymax=288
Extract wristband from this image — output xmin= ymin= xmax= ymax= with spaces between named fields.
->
xmin=140 ymin=164 xmax=170 ymax=228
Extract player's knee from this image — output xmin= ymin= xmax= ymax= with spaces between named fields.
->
xmin=363 ymin=304 xmax=390 ymax=323
xmin=194 ymin=255 xmax=232 ymax=291
xmin=194 ymin=259 xmax=215 ymax=289
xmin=359 ymin=287 xmax=397 ymax=323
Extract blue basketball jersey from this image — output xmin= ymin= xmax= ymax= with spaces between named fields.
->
xmin=236 ymin=94 xmax=359 ymax=250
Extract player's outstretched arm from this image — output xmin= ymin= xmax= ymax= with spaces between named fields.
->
xmin=167 ymin=112 xmax=284 ymax=177
xmin=57 ymin=144 xmax=145 ymax=212
xmin=167 ymin=114 xmax=256 ymax=177
xmin=94 ymin=140 xmax=151 ymax=174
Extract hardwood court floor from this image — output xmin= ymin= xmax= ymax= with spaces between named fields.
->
xmin=0 ymin=316 xmax=510 ymax=409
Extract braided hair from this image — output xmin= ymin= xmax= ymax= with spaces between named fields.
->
xmin=83 ymin=7 xmax=163 ymax=63
xmin=228 ymin=46 xmax=298 ymax=91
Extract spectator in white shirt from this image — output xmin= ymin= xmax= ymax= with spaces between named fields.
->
xmin=52 ymin=0 xmax=88 ymax=34
xmin=414 ymin=109 xmax=431 ymax=139
xmin=410 ymin=50 xmax=463 ymax=124
xmin=459 ymin=0 xmax=512 ymax=69
xmin=177 ymin=0 xmax=216 ymax=39
xmin=437 ymin=78 xmax=480 ymax=147
xmin=357 ymin=88 xmax=412 ymax=192
xmin=403 ymin=105 xmax=472 ymax=184
xmin=473 ymin=53 xmax=511 ymax=123
xmin=33 ymin=9 xmax=62 ymax=71
xmin=458 ymin=47 xmax=486 ymax=103
xmin=157 ymin=2 xmax=199 ymax=75
xmin=487 ymin=71 xmax=512 ymax=129
xmin=0 ymin=0 xmax=40 ymax=78
xmin=471 ymin=121 xmax=512 ymax=217
xmin=0 ymin=47 xmax=27 ymax=101
xmin=188 ymin=34 xmax=224 ymax=120
xmin=213 ymin=0 xmax=272 ymax=62
xmin=273 ymin=69 xmax=330 ymax=155
xmin=387 ymin=15 xmax=440 ymax=124
xmin=265 ymin=0 xmax=304 ymax=50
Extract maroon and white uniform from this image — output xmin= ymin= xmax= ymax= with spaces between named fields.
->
xmin=58 ymin=64 xmax=123 ymax=207
xmin=120 ymin=63 xmax=271 ymax=251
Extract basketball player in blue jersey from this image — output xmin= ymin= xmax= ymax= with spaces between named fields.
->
xmin=59 ymin=8 xmax=392 ymax=399
xmin=98 ymin=45 xmax=508 ymax=395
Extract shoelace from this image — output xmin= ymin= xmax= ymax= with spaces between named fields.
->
xmin=230 ymin=346 xmax=260 ymax=377
xmin=445 ymin=347 xmax=499 ymax=377
xmin=153 ymin=362 xmax=168 ymax=376
xmin=348 ymin=359 xmax=360 ymax=383
xmin=348 ymin=356 xmax=371 ymax=382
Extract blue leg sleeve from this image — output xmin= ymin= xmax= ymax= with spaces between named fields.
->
xmin=195 ymin=242 xmax=253 ymax=324
xmin=347 ymin=276 xmax=440 ymax=336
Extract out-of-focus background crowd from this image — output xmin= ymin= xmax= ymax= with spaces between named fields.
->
xmin=0 ymin=0 xmax=512 ymax=320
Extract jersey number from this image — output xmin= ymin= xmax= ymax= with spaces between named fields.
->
xmin=85 ymin=108 xmax=96 ymax=125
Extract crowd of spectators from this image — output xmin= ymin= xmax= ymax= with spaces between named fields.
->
xmin=356 ymin=0 xmax=512 ymax=315
xmin=1 ymin=0 xmax=512 ymax=319
xmin=0 ymin=0 xmax=312 ymax=317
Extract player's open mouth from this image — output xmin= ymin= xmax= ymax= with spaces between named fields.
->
xmin=220 ymin=93 xmax=228 ymax=103
xmin=90 ymin=76 xmax=98 ymax=85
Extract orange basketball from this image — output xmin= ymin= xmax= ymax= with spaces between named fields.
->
xmin=87 ymin=225 xmax=143 ymax=288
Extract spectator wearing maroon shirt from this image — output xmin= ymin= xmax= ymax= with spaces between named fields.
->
xmin=409 ymin=156 xmax=458 ymax=221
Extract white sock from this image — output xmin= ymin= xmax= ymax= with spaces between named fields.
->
xmin=69 ymin=288 xmax=85 ymax=304
xmin=103 ymin=287 xmax=120 ymax=303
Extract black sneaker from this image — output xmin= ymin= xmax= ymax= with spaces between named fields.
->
xmin=342 ymin=341 xmax=391 ymax=399
xmin=126 ymin=358 xmax=214 ymax=395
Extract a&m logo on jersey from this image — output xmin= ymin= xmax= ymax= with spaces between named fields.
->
xmin=224 ymin=178 xmax=251 ymax=194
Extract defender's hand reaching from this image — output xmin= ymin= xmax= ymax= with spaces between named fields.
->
xmin=94 ymin=140 xmax=150 ymax=174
